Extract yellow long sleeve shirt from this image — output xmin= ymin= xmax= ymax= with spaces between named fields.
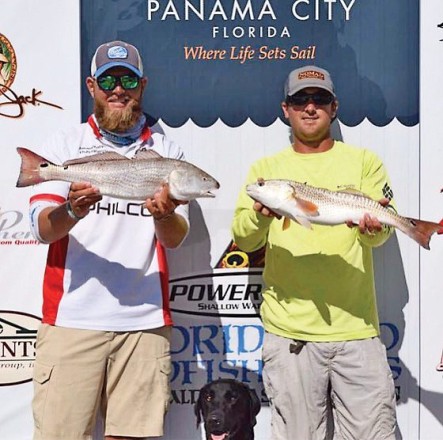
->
xmin=232 ymin=141 xmax=394 ymax=341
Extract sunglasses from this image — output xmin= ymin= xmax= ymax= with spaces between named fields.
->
xmin=286 ymin=92 xmax=334 ymax=106
xmin=96 ymin=74 xmax=140 ymax=91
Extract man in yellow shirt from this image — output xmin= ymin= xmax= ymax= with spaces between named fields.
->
xmin=232 ymin=66 xmax=397 ymax=439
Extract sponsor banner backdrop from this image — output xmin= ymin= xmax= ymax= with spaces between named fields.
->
xmin=79 ymin=1 xmax=426 ymax=439
xmin=1 ymin=1 xmax=442 ymax=440
xmin=81 ymin=0 xmax=419 ymax=128
xmin=419 ymin=1 xmax=443 ymax=438
xmin=162 ymin=119 xmax=422 ymax=440
xmin=0 ymin=1 xmax=81 ymax=439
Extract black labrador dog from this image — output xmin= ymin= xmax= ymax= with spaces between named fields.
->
xmin=195 ymin=378 xmax=261 ymax=440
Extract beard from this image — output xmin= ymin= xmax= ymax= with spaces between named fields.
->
xmin=94 ymin=98 xmax=143 ymax=133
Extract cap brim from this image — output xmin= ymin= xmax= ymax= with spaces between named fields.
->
xmin=287 ymin=83 xmax=335 ymax=97
xmin=93 ymin=62 xmax=142 ymax=78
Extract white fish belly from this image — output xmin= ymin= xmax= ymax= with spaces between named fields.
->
xmin=313 ymin=205 xmax=366 ymax=225
xmin=285 ymin=201 xmax=386 ymax=226
xmin=306 ymin=203 xmax=400 ymax=229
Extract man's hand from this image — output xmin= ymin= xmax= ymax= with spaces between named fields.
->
xmin=37 ymin=182 xmax=102 ymax=243
xmin=145 ymin=184 xmax=187 ymax=221
xmin=253 ymin=201 xmax=281 ymax=219
xmin=346 ymin=198 xmax=390 ymax=234
xmin=68 ymin=182 xmax=102 ymax=219
xmin=145 ymin=184 xmax=189 ymax=248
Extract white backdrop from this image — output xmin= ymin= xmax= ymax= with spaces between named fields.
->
xmin=0 ymin=2 xmax=81 ymax=439
xmin=0 ymin=1 xmax=442 ymax=439
xmin=418 ymin=1 xmax=443 ymax=438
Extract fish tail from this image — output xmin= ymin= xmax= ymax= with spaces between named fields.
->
xmin=402 ymin=217 xmax=442 ymax=250
xmin=16 ymin=147 xmax=49 ymax=187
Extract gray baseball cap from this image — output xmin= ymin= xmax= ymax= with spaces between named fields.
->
xmin=90 ymin=41 xmax=143 ymax=78
xmin=284 ymin=65 xmax=336 ymax=97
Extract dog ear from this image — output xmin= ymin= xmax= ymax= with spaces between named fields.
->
xmin=248 ymin=386 xmax=261 ymax=425
xmin=194 ymin=394 xmax=202 ymax=427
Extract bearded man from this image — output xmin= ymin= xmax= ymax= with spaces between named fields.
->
xmin=29 ymin=41 xmax=189 ymax=440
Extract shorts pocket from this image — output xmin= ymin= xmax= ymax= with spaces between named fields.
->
xmin=32 ymin=362 xmax=54 ymax=431
xmin=34 ymin=361 xmax=53 ymax=385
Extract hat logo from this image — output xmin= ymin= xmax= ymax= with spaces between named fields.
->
xmin=299 ymin=71 xmax=325 ymax=81
xmin=107 ymin=46 xmax=128 ymax=60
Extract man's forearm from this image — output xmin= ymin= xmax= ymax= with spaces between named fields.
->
xmin=154 ymin=212 xmax=189 ymax=248
xmin=38 ymin=204 xmax=79 ymax=243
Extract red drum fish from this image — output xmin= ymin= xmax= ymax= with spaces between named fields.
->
xmin=16 ymin=147 xmax=219 ymax=201
xmin=246 ymin=178 xmax=441 ymax=250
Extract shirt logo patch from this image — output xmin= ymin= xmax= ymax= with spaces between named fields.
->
xmin=383 ymin=183 xmax=394 ymax=200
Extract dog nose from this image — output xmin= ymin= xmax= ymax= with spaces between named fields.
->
xmin=208 ymin=413 xmax=223 ymax=428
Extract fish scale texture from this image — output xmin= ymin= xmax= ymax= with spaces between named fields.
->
xmin=43 ymin=159 xmax=180 ymax=200
xmin=291 ymin=181 xmax=407 ymax=227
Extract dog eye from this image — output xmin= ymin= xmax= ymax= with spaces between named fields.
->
xmin=205 ymin=394 xmax=213 ymax=402
xmin=226 ymin=392 xmax=238 ymax=401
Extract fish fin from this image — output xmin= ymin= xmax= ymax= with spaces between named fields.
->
xmin=16 ymin=147 xmax=49 ymax=187
xmin=293 ymin=196 xmax=319 ymax=217
xmin=134 ymin=149 xmax=163 ymax=160
xmin=282 ymin=217 xmax=291 ymax=230
xmin=294 ymin=216 xmax=313 ymax=229
xmin=167 ymin=169 xmax=179 ymax=185
xmin=167 ymin=170 xmax=181 ymax=199
xmin=337 ymin=188 xmax=371 ymax=198
xmin=402 ymin=217 xmax=442 ymax=250
xmin=63 ymin=152 xmax=128 ymax=165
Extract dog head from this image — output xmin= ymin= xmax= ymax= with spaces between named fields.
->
xmin=194 ymin=378 xmax=261 ymax=440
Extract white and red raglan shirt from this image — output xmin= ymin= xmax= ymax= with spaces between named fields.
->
xmin=29 ymin=117 xmax=189 ymax=331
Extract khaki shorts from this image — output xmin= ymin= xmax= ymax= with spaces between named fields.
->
xmin=262 ymin=332 xmax=397 ymax=440
xmin=32 ymin=324 xmax=171 ymax=440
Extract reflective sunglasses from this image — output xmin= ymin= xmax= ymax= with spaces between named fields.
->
xmin=96 ymin=74 xmax=140 ymax=91
xmin=286 ymin=91 xmax=334 ymax=106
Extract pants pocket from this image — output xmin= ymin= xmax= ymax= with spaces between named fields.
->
xmin=32 ymin=362 xmax=54 ymax=431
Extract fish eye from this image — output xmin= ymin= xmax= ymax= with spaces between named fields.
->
xmin=258 ymin=180 xmax=264 ymax=187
